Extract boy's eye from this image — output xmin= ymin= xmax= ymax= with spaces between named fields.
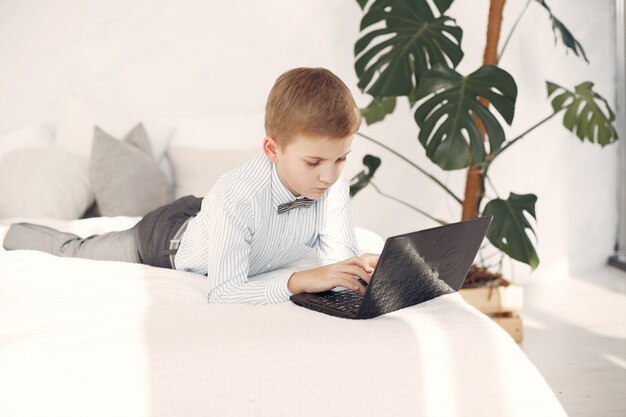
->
xmin=337 ymin=156 xmax=347 ymax=163
xmin=306 ymin=160 xmax=320 ymax=167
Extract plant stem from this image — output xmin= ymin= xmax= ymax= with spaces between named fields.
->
xmin=479 ymin=249 xmax=505 ymax=263
xmin=484 ymin=173 xmax=501 ymax=199
xmin=369 ymin=181 xmax=448 ymax=225
xmin=485 ymin=254 xmax=505 ymax=273
xmin=464 ymin=0 xmax=506 ymax=222
xmin=483 ymin=111 xmax=559 ymax=177
xmin=498 ymin=0 xmax=532 ymax=62
xmin=478 ymin=246 xmax=487 ymax=269
xmin=476 ymin=112 xmax=557 ymax=218
xmin=356 ymin=131 xmax=463 ymax=204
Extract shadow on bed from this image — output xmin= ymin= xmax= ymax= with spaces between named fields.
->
xmin=140 ymin=271 xmax=557 ymax=416
xmin=0 ymin=218 xmax=566 ymax=417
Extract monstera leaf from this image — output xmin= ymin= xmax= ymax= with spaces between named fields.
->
xmin=483 ymin=193 xmax=539 ymax=270
xmin=350 ymin=155 xmax=382 ymax=197
xmin=535 ymin=0 xmax=588 ymax=63
xmin=357 ymin=0 xmax=454 ymax=14
xmin=413 ymin=64 xmax=517 ymax=170
xmin=354 ymin=0 xmax=463 ymax=98
xmin=361 ymin=96 xmax=397 ymax=125
xmin=547 ymin=81 xmax=618 ymax=146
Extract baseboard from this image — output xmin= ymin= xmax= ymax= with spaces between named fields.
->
xmin=608 ymin=255 xmax=626 ymax=272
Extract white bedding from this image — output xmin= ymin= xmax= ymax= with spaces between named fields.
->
xmin=0 ymin=217 xmax=566 ymax=417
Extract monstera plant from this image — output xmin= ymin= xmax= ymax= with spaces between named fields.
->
xmin=349 ymin=0 xmax=618 ymax=282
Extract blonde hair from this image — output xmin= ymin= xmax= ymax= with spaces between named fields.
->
xmin=264 ymin=67 xmax=361 ymax=146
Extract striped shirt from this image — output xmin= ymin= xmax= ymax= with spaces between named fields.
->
xmin=174 ymin=153 xmax=358 ymax=304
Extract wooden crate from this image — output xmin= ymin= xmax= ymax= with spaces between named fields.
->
xmin=459 ymin=279 xmax=524 ymax=342
xmin=459 ymin=279 xmax=523 ymax=314
xmin=491 ymin=313 xmax=523 ymax=343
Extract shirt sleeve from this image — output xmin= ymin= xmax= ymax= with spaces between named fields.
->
xmin=202 ymin=187 xmax=294 ymax=305
xmin=317 ymin=177 xmax=359 ymax=265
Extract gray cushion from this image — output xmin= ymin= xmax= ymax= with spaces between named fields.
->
xmin=90 ymin=124 xmax=168 ymax=217
xmin=0 ymin=149 xmax=94 ymax=219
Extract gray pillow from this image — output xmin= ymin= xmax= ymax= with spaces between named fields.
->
xmin=0 ymin=148 xmax=94 ymax=219
xmin=90 ymin=124 xmax=168 ymax=216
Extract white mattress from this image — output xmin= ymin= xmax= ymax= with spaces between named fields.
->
xmin=0 ymin=217 xmax=566 ymax=417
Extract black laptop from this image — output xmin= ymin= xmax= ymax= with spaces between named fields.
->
xmin=290 ymin=216 xmax=492 ymax=319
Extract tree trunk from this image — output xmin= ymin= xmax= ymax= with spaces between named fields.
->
xmin=461 ymin=0 xmax=506 ymax=221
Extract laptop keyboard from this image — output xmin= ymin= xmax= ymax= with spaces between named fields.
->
xmin=308 ymin=290 xmax=364 ymax=312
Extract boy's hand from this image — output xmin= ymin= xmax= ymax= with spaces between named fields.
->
xmin=359 ymin=252 xmax=380 ymax=271
xmin=288 ymin=256 xmax=377 ymax=295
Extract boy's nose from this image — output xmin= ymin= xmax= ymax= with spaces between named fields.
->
xmin=318 ymin=166 xmax=339 ymax=184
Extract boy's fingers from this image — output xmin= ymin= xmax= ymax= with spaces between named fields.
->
xmin=344 ymin=256 xmax=374 ymax=274
xmin=340 ymin=276 xmax=367 ymax=294
xmin=339 ymin=278 xmax=358 ymax=292
xmin=342 ymin=265 xmax=371 ymax=283
xmin=367 ymin=254 xmax=380 ymax=268
xmin=352 ymin=276 xmax=368 ymax=294
xmin=360 ymin=253 xmax=379 ymax=269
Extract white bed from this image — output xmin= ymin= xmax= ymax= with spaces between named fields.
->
xmin=0 ymin=216 xmax=566 ymax=417
xmin=0 ymin=95 xmax=566 ymax=416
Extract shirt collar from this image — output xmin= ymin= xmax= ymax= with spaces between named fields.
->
xmin=271 ymin=162 xmax=300 ymax=207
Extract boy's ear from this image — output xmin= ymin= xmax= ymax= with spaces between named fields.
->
xmin=263 ymin=136 xmax=280 ymax=162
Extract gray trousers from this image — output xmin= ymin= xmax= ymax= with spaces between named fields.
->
xmin=2 ymin=195 xmax=203 ymax=268
xmin=3 ymin=222 xmax=141 ymax=263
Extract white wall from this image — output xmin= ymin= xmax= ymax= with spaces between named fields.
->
xmin=0 ymin=0 xmax=618 ymax=283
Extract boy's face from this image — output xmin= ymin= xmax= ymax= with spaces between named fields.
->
xmin=263 ymin=134 xmax=353 ymax=199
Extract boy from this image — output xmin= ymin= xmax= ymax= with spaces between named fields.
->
xmin=3 ymin=67 xmax=379 ymax=304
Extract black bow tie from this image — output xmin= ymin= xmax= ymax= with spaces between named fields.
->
xmin=277 ymin=197 xmax=315 ymax=214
